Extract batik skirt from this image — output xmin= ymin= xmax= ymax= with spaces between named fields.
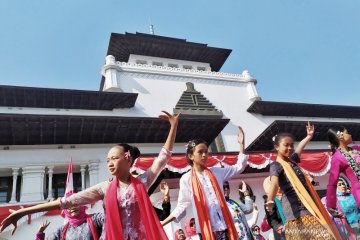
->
xmin=284 ymin=215 xmax=334 ymax=240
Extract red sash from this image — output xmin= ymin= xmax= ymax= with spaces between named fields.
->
xmin=105 ymin=176 xmax=168 ymax=240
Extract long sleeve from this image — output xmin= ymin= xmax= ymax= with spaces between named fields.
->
xmin=138 ymin=147 xmax=172 ymax=189
xmin=35 ymin=232 xmax=45 ymax=240
xmin=238 ymin=197 xmax=253 ymax=214
xmin=326 ymin=154 xmax=342 ymax=209
xmin=60 ymin=182 xmax=106 ymax=209
xmin=247 ymin=208 xmax=259 ymax=229
xmin=222 ymin=153 xmax=248 ymax=181
xmin=171 ymin=174 xmax=192 ymax=220
xmin=260 ymin=218 xmax=271 ymax=232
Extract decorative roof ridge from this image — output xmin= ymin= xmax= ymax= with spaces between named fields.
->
xmin=102 ymin=59 xmax=256 ymax=83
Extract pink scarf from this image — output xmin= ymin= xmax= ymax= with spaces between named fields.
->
xmin=184 ymin=218 xmax=197 ymax=237
xmin=105 ymin=176 xmax=168 ymax=240
xmin=62 ymin=205 xmax=87 ymax=227
xmin=61 ymin=215 xmax=99 ymax=240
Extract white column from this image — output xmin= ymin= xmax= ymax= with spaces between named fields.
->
xmin=9 ymin=167 xmax=20 ymax=203
xmin=80 ymin=165 xmax=87 ymax=190
xmin=243 ymin=70 xmax=261 ymax=101
xmin=47 ymin=166 xmax=54 ymax=200
xmin=88 ymin=161 xmax=100 ymax=187
xmin=21 ymin=166 xmax=45 ymax=202
xmin=101 ymin=55 xmax=122 ymax=92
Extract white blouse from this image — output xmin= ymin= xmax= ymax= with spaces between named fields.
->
xmin=171 ymin=153 xmax=248 ymax=233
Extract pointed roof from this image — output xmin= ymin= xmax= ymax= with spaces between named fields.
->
xmin=173 ymin=82 xmax=223 ymax=118
xmin=106 ymin=32 xmax=231 ymax=72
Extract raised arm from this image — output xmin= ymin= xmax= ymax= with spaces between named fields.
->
xmin=238 ymin=126 xmax=245 ymax=154
xmin=237 ymin=181 xmax=253 ymax=214
xmin=143 ymin=111 xmax=180 ymax=187
xmin=35 ymin=220 xmax=50 ymax=240
xmin=1 ymin=199 xmax=60 ymax=235
xmin=161 ymin=111 xmax=180 ymax=152
xmin=295 ymin=122 xmax=314 ymax=156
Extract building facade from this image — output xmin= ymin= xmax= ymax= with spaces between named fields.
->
xmin=0 ymin=32 xmax=359 ymax=239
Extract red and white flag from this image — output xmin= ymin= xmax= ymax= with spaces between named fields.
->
xmin=65 ymin=158 xmax=74 ymax=197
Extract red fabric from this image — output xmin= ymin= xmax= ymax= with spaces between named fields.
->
xmin=104 ymin=176 xmax=168 ymax=240
xmin=259 ymin=218 xmax=271 ymax=232
xmin=191 ymin=168 xmax=238 ymax=240
xmin=133 ymin=152 xmax=331 ymax=174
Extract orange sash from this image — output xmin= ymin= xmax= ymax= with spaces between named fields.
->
xmin=277 ymin=158 xmax=342 ymax=240
xmin=191 ymin=168 xmax=238 ymax=240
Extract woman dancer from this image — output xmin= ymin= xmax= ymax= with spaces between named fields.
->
xmin=1 ymin=111 xmax=180 ymax=240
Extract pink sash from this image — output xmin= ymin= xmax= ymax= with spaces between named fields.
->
xmin=105 ymin=176 xmax=168 ymax=240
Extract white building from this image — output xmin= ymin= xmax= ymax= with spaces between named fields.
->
xmin=0 ymin=32 xmax=359 ymax=239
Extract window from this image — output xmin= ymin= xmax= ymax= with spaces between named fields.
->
xmin=136 ymin=60 xmax=147 ymax=65
xmin=152 ymin=62 xmax=163 ymax=67
xmin=183 ymin=65 xmax=193 ymax=70
xmin=168 ymin=63 xmax=178 ymax=68
xmin=197 ymin=66 xmax=206 ymax=71
xmin=44 ymin=173 xmax=82 ymax=199
xmin=0 ymin=176 xmax=21 ymax=203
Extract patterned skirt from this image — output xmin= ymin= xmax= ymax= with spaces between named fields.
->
xmin=284 ymin=215 xmax=334 ymax=240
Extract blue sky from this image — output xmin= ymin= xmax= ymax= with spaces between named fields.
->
xmin=0 ymin=0 xmax=359 ymax=105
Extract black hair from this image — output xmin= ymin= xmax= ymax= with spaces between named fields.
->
xmin=223 ymin=181 xmax=230 ymax=191
xmin=262 ymin=194 xmax=268 ymax=202
xmin=116 ymin=143 xmax=141 ymax=166
xmin=185 ymin=139 xmax=208 ymax=166
xmin=272 ymin=132 xmax=295 ymax=147
xmin=328 ymin=126 xmax=347 ymax=154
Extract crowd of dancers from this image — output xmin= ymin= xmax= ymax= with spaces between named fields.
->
xmin=0 ymin=111 xmax=359 ymax=240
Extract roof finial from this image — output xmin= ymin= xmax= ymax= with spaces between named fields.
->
xmin=149 ymin=18 xmax=154 ymax=35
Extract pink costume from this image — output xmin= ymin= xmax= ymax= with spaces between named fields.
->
xmin=326 ymin=145 xmax=360 ymax=208
xmin=60 ymin=148 xmax=171 ymax=240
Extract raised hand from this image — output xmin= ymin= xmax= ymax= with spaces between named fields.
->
xmin=238 ymin=180 xmax=247 ymax=193
xmin=306 ymin=122 xmax=315 ymax=138
xmin=159 ymin=181 xmax=169 ymax=196
xmin=265 ymin=200 xmax=274 ymax=212
xmin=237 ymin=127 xmax=245 ymax=145
xmin=159 ymin=111 xmax=181 ymax=127
xmin=38 ymin=220 xmax=50 ymax=233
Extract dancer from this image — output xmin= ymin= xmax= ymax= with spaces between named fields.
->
xmin=265 ymin=123 xmax=341 ymax=239
xmin=161 ymin=127 xmax=248 ymax=240
xmin=1 ymin=111 xmax=180 ymax=240
xmin=327 ymin=127 xmax=360 ymax=211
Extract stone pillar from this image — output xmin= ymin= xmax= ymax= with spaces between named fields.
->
xmin=80 ymin=165 xmax=87 ymax=190
xmin=21 ymin=166 xmax=45 ymax=202
xmin=88 ymin=162 xmax=100 ymax=187
xmin=47 ymin=166 xmax=54 ymax=200
xmin=9 ymin=167 xmax=20 ymax=203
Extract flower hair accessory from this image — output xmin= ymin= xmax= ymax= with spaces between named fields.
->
xmin=336 ymin=131 xmax=343 ymax=138
xmin=125 ymin=150 xmax=131 ymax=160
xmin=186 ymin=141 xmax=196 ymax=150
xmin=272 ymin=135 xmax=278 ymax=142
